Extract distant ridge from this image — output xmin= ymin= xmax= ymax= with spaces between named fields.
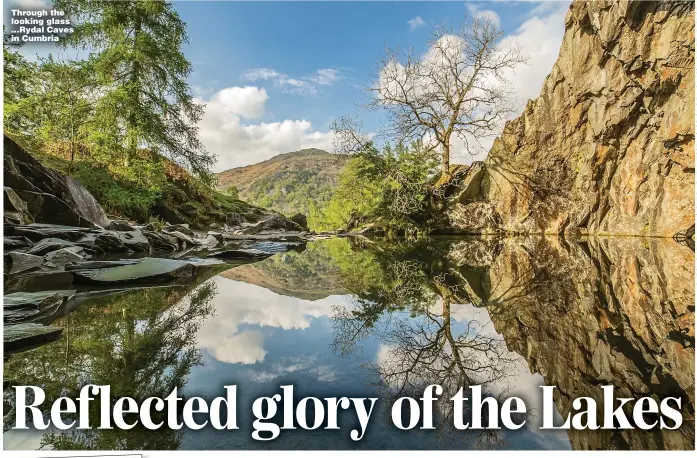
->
xmin=216 ymin=148 xmax=349 ymax=220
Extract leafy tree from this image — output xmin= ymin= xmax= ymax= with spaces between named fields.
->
xmin=54 ymin=0 xmax=214 ymax=182
xmin=310 ymin=141 xmax=437 ymax=232
xmin=3 ymin=38 xmax=40 ymax=137
xmin=34 ymin=56 xmax=98 ymax=162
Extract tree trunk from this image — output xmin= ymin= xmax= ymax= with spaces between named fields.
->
xmin=441 ymin=144 xmax=451 ymax=179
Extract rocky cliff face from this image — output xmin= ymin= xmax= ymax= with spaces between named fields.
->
xmin=444 ymin=0 xmax=694 ymax=237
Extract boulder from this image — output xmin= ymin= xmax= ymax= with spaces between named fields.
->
xmin=7 ymin=223 xmax=94 ymax=242
xmin=5 ymin=251 xmax=44 ymax=274
xmin=162 ymin=224 xmax=195 ymax=237
xmin=4 ymin=236 xmax=33 ymax=251
xmin=4 ymin=270 xmax=75 ymax=293
xmin=142 ymin=230 xmax=179 ymax=252
xmin=64 ymin=259 xmax=142 ymax=271
xmin=108 ymin=220 xmax=136 ymax=231
xmin=166 ymin=230 xmax=198 ymax=248
xmin=114 ymin=229 xmax=151 ymax=252
xmin=208 ymin=249 xmax=274 ymax=260
xmin=4 ymin=186 xmax=32 ymax=225
xmin=65 ymin=176 xmax=110 ymax=228
xmin=4 ymin=289 xmax=76 ymax=310
xmin=4 ymin=135 xmax=108 ymax=227
xmin=25 ymin=238 xmax=76 ymax=256
xmin=16 ymin=190 xmax=95 ymax=228
xmin=43 ymin=246 xmax=88 ymax=267
xmin=290 ymin=213 xmax=309 ymax=231
xmin=4 ymin=290 xmax=75 ymax=324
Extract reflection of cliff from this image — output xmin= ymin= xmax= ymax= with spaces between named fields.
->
xmin=446 ymin=237 xmax=695 ymax=450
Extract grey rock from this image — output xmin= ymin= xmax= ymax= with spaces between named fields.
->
xmin=208 ymin=248 xmax=273 ymax=260
xmin=4 ymin=323 xmax=63 ymax=353
xmin=65 ymin=176 xmax=110 ymax=228
xmin=142 ymin=230 xmax=179 ymax=252
xmin=25 ymin=237 xmax=76 ymax=256
xmin=5 ymin=251 xmax=44 ymax=274
xmin=4 ymin=270 xmax=75 ymax=293
xmin=72 ymin=257 xmax=200 ymax=285
xmin=108 ymin=220 xmax=136 ymax=231
xmin=167 ymin=230 xmax=199 ymax=248
xmin=7 ymin=223 xmax=94 ymax=242
xmin=4 ymin=186 xmax=32 ymax=224
xmin=44 ymin=246 xmax=88 ymax=266
xmin=64 ymin=259 xmax=142 ymax=271
xmin=163 ymin=224 xmax=195 ymax=237
xmin=16 ymin=190 xmax=94 ymax=228
xmin=4 ymin=290 xmax=76 ymax=310
xmin=114 ymin=229 xmax=151 ymax=252
xmin=4 ymin=235 xmax=33 ymax=250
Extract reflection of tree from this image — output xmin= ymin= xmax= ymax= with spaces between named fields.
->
xmin=3 ymin=281 xmax=217 ymax=450
xmin=331 ymin=248 xmax=525 ymax=448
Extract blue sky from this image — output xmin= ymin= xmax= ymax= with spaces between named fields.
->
xmin=7 ymin=1 xmax=571 ymax=171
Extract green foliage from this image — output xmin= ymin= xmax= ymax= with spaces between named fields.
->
xmin=224 ymin=185 xmax=239 ymax=199
xmin=310 ymin=141 xmax=437 ymax=232
xmin=3 ymin=41 xmax=40 ymax=137
xmin=53 ymin=0 xmax=214 ymax=182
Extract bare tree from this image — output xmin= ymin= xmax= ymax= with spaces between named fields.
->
xmin=366 ymin=17 xmax=526 ymax=179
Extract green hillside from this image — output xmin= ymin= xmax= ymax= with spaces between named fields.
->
xmin=216 ymin=148 xmax=349 ymax=221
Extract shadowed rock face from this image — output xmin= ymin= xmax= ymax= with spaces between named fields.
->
xmin=446 ymin=236 xmax=695 ymax=450
xmin=444 ymin=1 xmax=694 ymax=237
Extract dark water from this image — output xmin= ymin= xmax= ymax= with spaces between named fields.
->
xmin=3 ymin=237 xmax=695 ymax=450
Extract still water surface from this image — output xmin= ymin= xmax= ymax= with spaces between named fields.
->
xmin=4 ymin=237 xmax=695 ymax=450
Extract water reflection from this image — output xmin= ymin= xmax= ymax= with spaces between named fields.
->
xmin=4 ymin=280 xmax=217 ymax=450
xmin=3 ymin=236 xmax=694 ymax=450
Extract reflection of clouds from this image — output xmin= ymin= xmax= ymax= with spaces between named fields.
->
xmin=195 ymin=275 xmax=352 ymax=364
xmin=240 ymin=355 xmax=338 ymax=383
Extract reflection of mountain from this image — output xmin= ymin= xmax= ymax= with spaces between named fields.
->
xmin=220 ymin=241 xmax=347 ymax=300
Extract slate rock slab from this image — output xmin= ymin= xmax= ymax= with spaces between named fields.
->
xmin=25 ymin=238 xmax=76 ymax=256
xmin=72 ymin=257 xmax=199 ymax=285
xmin=4 ymin=323 xmax=63 ymax=353
xmin=5 ymin=251 xmax=44 ymax=274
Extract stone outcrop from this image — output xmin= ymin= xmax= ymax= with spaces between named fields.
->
xmin=3 ymin=136 xmax=109 ymax=228
xmin=443 ymin=1 xmax=694 ymax=237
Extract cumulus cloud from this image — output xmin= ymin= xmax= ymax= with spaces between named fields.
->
xmin=243 ymin=67 xmax=342 ymax=96
xmin=196 ymin=86 xmax=333 ymax=171
xmin=407 ymin=16 xmax=426 ymax=31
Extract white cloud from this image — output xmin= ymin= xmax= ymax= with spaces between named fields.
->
xmin=399 ymin=2 xmax=568 ymax=165
xmin=243 ymin=67 xmax=342 ymax=96
xmin=196 ymin=86 xmax=333 ymax=170
xmin=407 ymin=16 xmax=426 ymax=31
xmin=451 ymin=1 xmax=567 ymax=164
xmin=466 ymin=4 xmax=501 ymax=29
xmin=308 ymin=68 xmax=342 ymax=86
xmin=194 ymin=276 xmax=352 ymax=363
